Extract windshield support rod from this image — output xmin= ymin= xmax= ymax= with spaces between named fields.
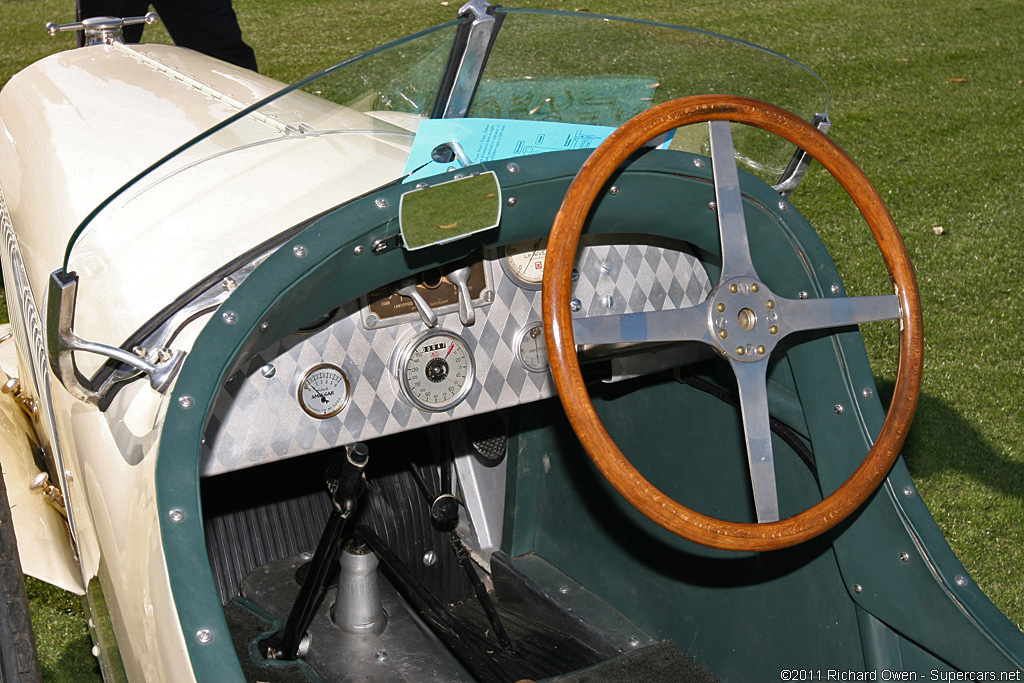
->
xmin=773 ymin=112 xmax=831 ymax=197
xmin=46 ymin=270 xmax=185 ymax=405
xmin=432 ymin=0 xmax=503 ymax=119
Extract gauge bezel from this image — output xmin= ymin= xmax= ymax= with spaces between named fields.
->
xmin=500 ymin=240 xmax=548 ymax=290
xmin=515 ymin=321 xmax=550 ymax=373
xmin=395 ymin=330 xmax=475 ymax=412
xmin=297 ymin=363 xmax=350 ymax=419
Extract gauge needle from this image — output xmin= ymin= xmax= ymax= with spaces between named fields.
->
xmin=446 ymin=342 xmax=455 ymax=358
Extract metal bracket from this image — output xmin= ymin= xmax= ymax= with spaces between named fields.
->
xmin=433 ymin=0 xmax=502 ymax=119
xmin=45 ymin=12 xmax=158 ymax=46
xmin=46 ymin=271 xmax=185 ymax=405
xmin=773 ymin=113 xmax=832 ymax=198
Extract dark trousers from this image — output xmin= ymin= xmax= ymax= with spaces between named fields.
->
xmin=78 ymin=0 xmax=258 ymax=71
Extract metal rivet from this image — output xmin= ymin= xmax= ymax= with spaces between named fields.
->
xmin=260 ymin=364 xmax=276 ymax=379
xmin=422 ymin=551 xmax=437 ymax=566
xmin=831 ymin=283 xmax=840 ymax=295
xmin=570 ymin=299 xmax=582 ymax=313
xmin=178 ymin=396 xmax=194 ymax=409
xmin=376 ymin=651 xmax=388 ymax=661
xmin=736 ymin=346 xmax=745 ymax=356
xmin=353 ymin=245 xmax=364 ymax=256
xmin=506 ymin=196 xmax=518 ymax=207
xmin=853 ymin=584 xmax=863 ymax=594
xmin=628 ymin=636 xmax=641 ymax=647
xmin=375 ymin=198 xmax=388 ymax=209
xmin=372 ymin=239 xmax=388 ymax=255
xmin=91 ymin=645 xmax=100 ymax=657
xmin=507 ymin=162 xmax=519 ymax=173
xmin=365 ymin=314 xmax=378 ymax=328
xmin=453 ymin=174 xmax=464 ymax=180
xmin=955 ymin=575 xmax=968 ymax=587
xmin=415 ymin=182 xmax=429 ymax=189
xmin=222 ymin=311 xmax=237 ymax=325
xmin=718 ymin=329 xmax=728 ymax=339
xmin=196 ymin=629 xmax=213 ymax=644
xmin=769 ymin=325 xmax=778 ymax=335
xmin=862 ymin=388 xmax=873 ymax=398
xmin=293 ymin=245 xmax=307 ymax=258
xmin=609 ymin=186 xmax=620 ymax=195
xmin=221 ymin=277 xmax=236 ymax=291
xmin=570 ymin=269 xmax=580 ymax=282
xmin=778 ymin=201 xmax=788 ymax=212
xmin=483 ymin=290 xmax=494 ymax=303
xmin=903 ymin=486 xmax=914 ymax=497
xmin=834 ymin=404 xmax=844 ymax=414
xmin=900 ymin=552 xmax=910 ymax=563
xmin=750 ymin=283 xmax=759 ymax=293
xmin=169 ymin=509 xmax=184 ymax=522
xmin=766 ymin=300 xmax=775 ymax=309
xmin=693 ymin=158 xmax=704 ymax=168
xmin=299 ymin=551 xmax=313 ymax=561
xmin=602 ymin=295 xmax=614 ymax=308
xmin=558 ymin=585 xmax=571 ymax=594
xmin=716 ymin=303 xmax=726 ymax=312
xmin=757 ymin=345 xmax=766 ymax=355
xmin=798 ymin=291 xmax=808 ymax=299
xmin=707 ymin=201 xmax=717 ymax=212
xmin=259 ymin=321 xmax=270 ymax=332
xmin=729 ymin=283 xmax=738 ymax=293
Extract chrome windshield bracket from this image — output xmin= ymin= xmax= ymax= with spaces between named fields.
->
xmin=772 ymin=113 xmax=831 ymax=198
xmin=433 ymin=0 xmax=502 ymax=119
xmin=46 ymin=271 xmax=185 ymax=404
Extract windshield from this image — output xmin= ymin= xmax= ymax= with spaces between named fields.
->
xmin=64 ymin=7 xmax=827 ymax=371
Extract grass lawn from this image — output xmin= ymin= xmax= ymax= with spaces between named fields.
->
xmin=2 ymin=0 xmax=1024 ymax=679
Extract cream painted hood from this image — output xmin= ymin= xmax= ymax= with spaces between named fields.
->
xmin=0 ymin=42 xmax=415 ymax=363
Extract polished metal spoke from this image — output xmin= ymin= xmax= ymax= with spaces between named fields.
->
xmin=571 ymin=304 xmax=714 ymax=346
xmin=776 ymin=294 xmax=900 ymax=335
xmin=709 ymin=121 xmax=757 ymax=282
xmin=730 ymin=360 xmax=779 ymax=523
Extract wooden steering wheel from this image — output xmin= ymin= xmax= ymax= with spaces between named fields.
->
xmin=541 ymin=95 xmax=923 ymax=552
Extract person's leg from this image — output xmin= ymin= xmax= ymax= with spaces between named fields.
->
xmin=152 ymin=0 xmax=257 ymax=71
xmin=77 ymin=0 xmax=150 ymax=42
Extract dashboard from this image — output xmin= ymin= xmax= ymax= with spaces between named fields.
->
xmin=198 ymin=236 xmax=711 ymax=476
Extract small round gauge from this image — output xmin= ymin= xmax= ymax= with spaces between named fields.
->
xmin=502 ymin=238 xmax=547 ymax=289
xmin=396 ymin=331 xmax=475 ymax=412
xmin=298 ymin=363 xmax=350 ymax=419
xmin=515 ymin=322 xmax=549 ymax=372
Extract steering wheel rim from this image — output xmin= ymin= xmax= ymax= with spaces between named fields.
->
xmin=541 ymin=94 xmax=923 ymax=552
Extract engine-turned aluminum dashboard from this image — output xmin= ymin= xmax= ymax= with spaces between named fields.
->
xmin=198 ymin=237 xmax=711 ymax=476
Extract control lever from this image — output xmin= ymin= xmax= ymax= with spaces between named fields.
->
xmin=445 ymin=263 xmax=476 ymax=326
xmin=392 ymin=277 xmax=438 ymax=328
xmin=267 ymin=442 xmax=369 ymax=661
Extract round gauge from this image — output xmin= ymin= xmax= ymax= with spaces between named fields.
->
xmin=396 ymin=331 xmax=475 ymax=412
xmin=298 ymin=364 xmax=350 ymax=419
xmin=502 ymin=238 xmax=547 ymax=288
xmin=515 ymin=322 xmax=549 ymax=372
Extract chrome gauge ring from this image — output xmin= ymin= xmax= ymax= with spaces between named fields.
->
xmin=394 ymin=330 xmax=475 ymax=412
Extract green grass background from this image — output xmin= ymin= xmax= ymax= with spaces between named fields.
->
xmin=2 ymin=0 xmax=1023 ymax=679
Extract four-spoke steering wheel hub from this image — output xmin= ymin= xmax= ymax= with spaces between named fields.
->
xmin=710 ymin=278 xmax=780 ymax=362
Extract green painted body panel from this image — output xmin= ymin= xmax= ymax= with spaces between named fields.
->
xmin=156 ymin=148 xmax=1024 ymax=680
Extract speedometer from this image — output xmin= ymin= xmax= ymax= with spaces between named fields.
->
xmin=395 ymin=331 xmax=475 ymax=412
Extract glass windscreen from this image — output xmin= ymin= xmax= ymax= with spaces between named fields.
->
xmin=64 ymin=8 xmax=827 ymax=373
